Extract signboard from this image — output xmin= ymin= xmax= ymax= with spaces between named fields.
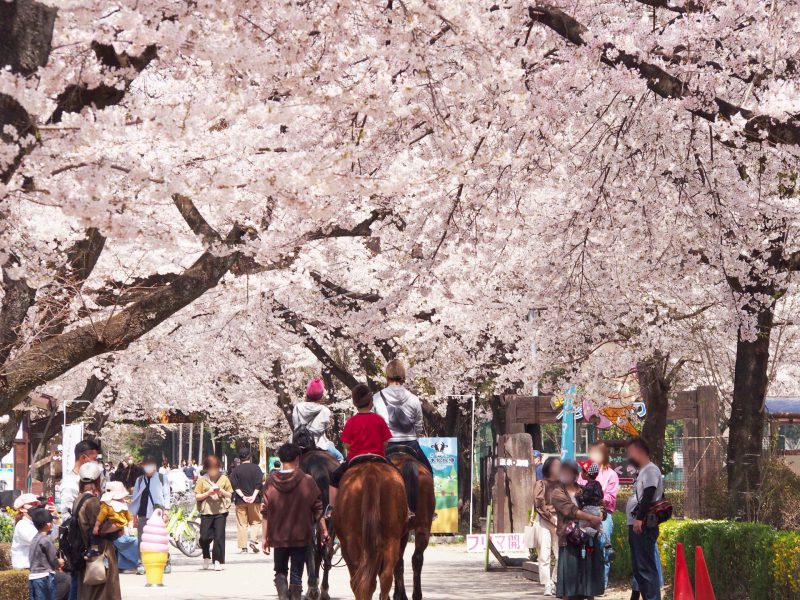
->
xmin=0 ymin=447 xmax=13 ymax=491
xmin=419 ymin=437 xmax=458 ymax=534
xmin=466 ymin=533 xmax=526 ymax=554
xmin=62 ymin=423 xmax=84 ymax=476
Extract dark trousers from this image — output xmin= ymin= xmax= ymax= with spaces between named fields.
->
xmin=274 ymin=546 xmax=307 ymax=586
xmin=68 ymin=571 xmax=78 ymax=600
xmin=628 ymin=525 xmax=661 ymax=600
xmin=387 ymin=440 xmax=434 ymax=473
xmin=199 ymin=513 xmax=228 ymax=563
xmin=29 ymin=574 xmax=56 ymax=600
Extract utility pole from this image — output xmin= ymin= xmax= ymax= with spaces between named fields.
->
xmin=188 ymin=423 xmax=194 ymax=464
xmin=178 ymin=424 xmax=183 ymax=465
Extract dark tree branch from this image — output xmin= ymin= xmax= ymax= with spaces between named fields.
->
xmin=172 ymin=194 xmax=221 ymax=245
xmin=528 ymin=5 xmax=800 ymax=146
xmin=0 ymin=0 xmax=57 ymax=75
xmin=0 ymin=258 xmax=36 ymax=364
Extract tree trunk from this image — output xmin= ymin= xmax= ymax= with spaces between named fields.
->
xmin=637 ymin=355 xmax=670 ymax=470
xmin=727 ymin=305 xmax=773 ymax=518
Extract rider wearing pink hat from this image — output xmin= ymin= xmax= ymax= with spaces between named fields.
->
xmin=291 ymin=378 xmax=343 ymax=462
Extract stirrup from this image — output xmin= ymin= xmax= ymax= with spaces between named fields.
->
xmin=324 ymin=505 xmax=333 ymax=519
xmin=407 ymin=510 xmax=416 ymax=522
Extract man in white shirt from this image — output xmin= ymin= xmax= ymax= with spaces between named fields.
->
xmin=58 ymin=439 xmax=101 ymax=516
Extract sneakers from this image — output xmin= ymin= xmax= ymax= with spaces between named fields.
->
xmin=213 ymin=561 xmax=223 ymax=571
xmin=164 ymin=562 xmax=172 ymax=574
xmin=136 ymin=565 xmax=145 ymax=575
xmin=249 ymin=541 xmax=259 ymax=553
xmin=203 ymin=558 xmax=211 ymax=570
xmin=239 ymin=548 xmax=248 ymax=554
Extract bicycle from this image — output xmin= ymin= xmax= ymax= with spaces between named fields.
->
xmin=167 ymin=499 xmax=202 ymax=557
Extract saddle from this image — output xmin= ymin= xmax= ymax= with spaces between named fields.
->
xmin=386 ymin=445 xmax=419 ymax=459
xmin=349 ymin=453 xmax=389 ymax=467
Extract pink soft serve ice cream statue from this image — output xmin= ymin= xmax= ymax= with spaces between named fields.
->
xmin=140 ymin=508 xmax=170 ymax=586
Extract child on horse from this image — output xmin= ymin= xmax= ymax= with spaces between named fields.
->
xmin=372 ymin=359 xmax=434 ymax=473
xmin=330 ymin=384 xmax=393 ymax=491
xmin=292 ymin=378 xmax=344 ymax=461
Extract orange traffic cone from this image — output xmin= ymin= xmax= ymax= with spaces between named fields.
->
xmin=673 ymin=543 xmax=695 ymax=600
xmin=694 ymin=546 xmax=716 ymax=600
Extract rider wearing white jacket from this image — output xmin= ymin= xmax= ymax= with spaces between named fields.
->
xmin=372 ymin=359 xmax=433 ymax=473
xmin=292 ymin=378 xmax=344 ymax=462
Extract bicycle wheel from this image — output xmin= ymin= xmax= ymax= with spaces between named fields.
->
xmin=175 ymin=521 xmax=203 ymax=557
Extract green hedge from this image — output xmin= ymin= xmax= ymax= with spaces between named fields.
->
xmin=610 ymin=515 xmax=800 ymax=600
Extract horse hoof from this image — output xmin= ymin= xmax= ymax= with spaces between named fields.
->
xmin=306 ymin=588 xmax=320 ymax=600
xmin=319 ymin=593 xmax=330 ymax=600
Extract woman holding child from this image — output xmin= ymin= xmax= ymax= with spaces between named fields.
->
xmin=551 ymin=460 xmax=605 ymax=600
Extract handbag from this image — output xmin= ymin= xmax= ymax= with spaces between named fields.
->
xmin=523 ymin=521 xmax=540 ymax=549
xmin=83 ymin=554 xmax=108 ymax=586
xmin=635 ymin=484 xmax=673 ymax=525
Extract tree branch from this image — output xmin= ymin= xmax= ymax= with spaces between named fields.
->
xmin=528 ymin=4 xmax=800 ymax=146
xmin=0 ymin=257 xmax=36 ymax=364
xmin=172 ymin=194 xmax=221 ymax=245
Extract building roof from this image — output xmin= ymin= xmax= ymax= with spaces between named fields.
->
xmin=765 ymin=397 xmax=800 ymax=418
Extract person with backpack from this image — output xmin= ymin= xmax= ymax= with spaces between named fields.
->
xmin=129 ymin=456 xmax=171 ymax=576
xmin=72 ymin=461 xmax=121 ymax=600
xmin=292 ymin=378 xmax=343 ymax=461
xmin=625 ymin=437 xmax=665 ymax=600
xmin=371 ymin=359 xmax=434 ymax=473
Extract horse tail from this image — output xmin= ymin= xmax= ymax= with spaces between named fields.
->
xmin=353 ymin=468 xmax=382 ymax=597
xmin=400 ymin=459 xmax=419 ymax=514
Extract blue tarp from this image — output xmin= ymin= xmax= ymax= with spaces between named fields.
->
xmin=114 ymin=534 xmax=139 ymax=571
xmin=765 ymin=397 xmax=800 ymax=416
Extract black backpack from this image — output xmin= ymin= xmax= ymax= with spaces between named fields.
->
xmin=292 ymin=424 xmax=315 ymax=452
xmin=59 ymin=493 xmax=92 ymax=572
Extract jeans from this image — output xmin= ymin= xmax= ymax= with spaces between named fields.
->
xmin=29 ymin=574 xmax=56 ymax=600
xmin=600 ymin=512 xmax=614 ymax=588
xmin=273 ymin=546 xmax=307 ymax=586
xmin=325 ymin=446 xmax=344 ymax=462
xmin=199 ymin=512 xmax=228 ymax=563
xmin=629 ymin=525 xmax=661 ymax=600
xmin=631 ymin=543 xmax=664 ymax=591
xmin=68 ymin=571 xmax=78 ymax=600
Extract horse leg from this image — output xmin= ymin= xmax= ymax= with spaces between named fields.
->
xmin=393 ymin=533 xmax=410 ymax=600
xmin=380 ymin=542 xmax=401 ymax=600
xmin=411 ymin=530 xmax=430 ymax=600
xmin=306 ymin=542 xmax=320 ymax=600
xmin=320 ymin=540 xmax=332 ymax=600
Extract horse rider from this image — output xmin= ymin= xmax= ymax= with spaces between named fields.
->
xmin=372 ymin=359 xmax=434 ymax=473
xmin=292 ymin=378 xmax=344 ymax=462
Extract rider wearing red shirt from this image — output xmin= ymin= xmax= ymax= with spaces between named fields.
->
xmin=330 ymin=384 xmax=391 ymax=491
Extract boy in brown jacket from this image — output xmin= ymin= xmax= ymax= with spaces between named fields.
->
xmin=261 ymin=443 xmax=328 ymax=600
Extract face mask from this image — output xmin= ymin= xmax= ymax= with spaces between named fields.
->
xmin=628 ymin=457 xmax=641 ymax=470
xmin=143 ymin=465 xmax=156 ymax=475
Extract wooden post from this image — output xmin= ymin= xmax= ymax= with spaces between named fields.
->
xmin=696 ymin=385 xmax=722 ymax=513
xmin=492 ymin=433 xmax=536 ymax=533
xmin=178 ymin=424 xmax=183 ymax=465
xmin=198 ymin=422 xmax=204 ymax=464
xmin=680 ymin=389 xmax=701 ymax=518
xmin=188 ymin=423 xmax=194 ymax=465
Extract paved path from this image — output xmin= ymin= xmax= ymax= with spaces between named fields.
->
xmin=121 ymin=522 xmax=548 ymax=599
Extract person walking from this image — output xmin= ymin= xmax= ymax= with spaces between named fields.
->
xmin=182 ymin=460 xmax=197 ymax=483
xmin=625 ymin=437 xmax=664 ymax=600
xmin=551 ymin=460 xmax=605 ymax=600
xmin=292 ymin=378 xmax=344 ymax=461
xmin=229 ymin=449 xmax=264 ymax=554
xmin=533 ymin=457 xmax=561 ymax=596
xmin=194 ymin=455 xmax=233 ymax=571
xmin=27 ymin=507 xmax=62 ymax=600
xmin=371 ymin=359 xmax=433 ymax=473
xmin=261 ymin=443 xmax=327 ymax=600
xmin=129 ymin=456 xmax=171 ymax=575
xmin=579 ymin=440 xmax=620 ymax=588
xmin=74 ymin=462 xmax=121 ymax=600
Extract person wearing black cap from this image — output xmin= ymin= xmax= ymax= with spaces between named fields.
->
xmin=27 ymin=507 xmax=62 ymax=600
xmin=550 ymin=459 xmax=605 ymax=599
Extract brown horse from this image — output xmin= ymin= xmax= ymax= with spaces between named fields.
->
xmin=299 ymin=450 xmax=339 ymax=600
xmin=389 ymin=451 xmax=435 ymax=600
xmin=333 ymin=459 xmax=408 ymax=600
